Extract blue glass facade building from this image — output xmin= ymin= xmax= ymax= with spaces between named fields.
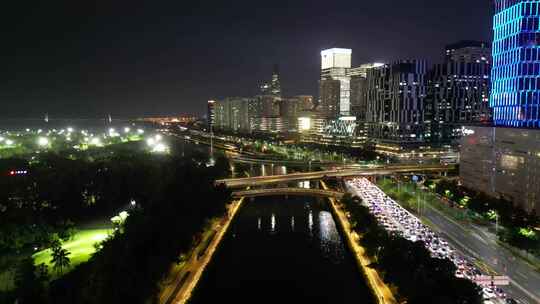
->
xmin=492 ymin=0 xmax=540 ymax=127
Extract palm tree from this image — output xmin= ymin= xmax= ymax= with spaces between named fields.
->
xmin=51 ymin=246 xmax=71 ymax=275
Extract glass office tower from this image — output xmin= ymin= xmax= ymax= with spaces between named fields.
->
xmin=492 ymin=0 xmax=540 ymax=127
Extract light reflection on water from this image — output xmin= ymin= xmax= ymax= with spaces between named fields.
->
xmin=319 ymin=211 xmax=345 ymax=261
xmin=252 ymin=200 xmax=346 ymax=263
xmin=188 ymin=196 xmax=375 ymax=304
xmin=308 ymin=209 xmax=313 ymax=236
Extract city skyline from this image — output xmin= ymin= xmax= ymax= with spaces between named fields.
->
xmin=2 ymin=2 xmax=540 ymax=304
xmin=1 ymin=0 xmax=493 ymax=118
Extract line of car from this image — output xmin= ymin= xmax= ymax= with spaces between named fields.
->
xmin=346 ymin=178 xmax=517 ymax=304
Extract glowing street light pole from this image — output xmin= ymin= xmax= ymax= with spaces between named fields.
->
xmin=37 ymin=137 xmax=49 ymax=147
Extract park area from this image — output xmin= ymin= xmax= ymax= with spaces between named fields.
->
xmin=32 ymin=228 xmax=111 ymax=276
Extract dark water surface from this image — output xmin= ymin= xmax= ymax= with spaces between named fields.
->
xmin=189 ymin=196 xmax=375 ymax=304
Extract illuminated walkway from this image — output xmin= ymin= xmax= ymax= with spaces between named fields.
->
xmin=158 ymin=198 xmax=244 ymax=304
xmin=321 ymin=181 xmax=397 ymax=304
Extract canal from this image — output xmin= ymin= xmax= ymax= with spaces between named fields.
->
xmin=188 ymin=196 xmax=375 ymax=304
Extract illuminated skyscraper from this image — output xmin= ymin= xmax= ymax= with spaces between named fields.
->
xmin=459 ymin=1 xmax=540 ymax=215
xmin=429 ymin=41 xmax=492 ymax=144
xmin=320 ymin=48 xmax=352 ymax=117
xmin=260 ymin=64 xmax=281 ymax=97
xmin=207 ymin=100 xmax=216 ymax=130
xmin=492 ymin=0 xmax=540 ymax=127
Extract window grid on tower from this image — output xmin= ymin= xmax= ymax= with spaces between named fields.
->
xmin=492 ymin=0 xmax=540 ymax=128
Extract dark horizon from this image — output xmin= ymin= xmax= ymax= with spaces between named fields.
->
xmin=1 ymin=0 xmax=493 ymax=118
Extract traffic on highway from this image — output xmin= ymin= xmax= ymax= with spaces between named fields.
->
xmin=346 ymin=178 xmax=516 ymax=304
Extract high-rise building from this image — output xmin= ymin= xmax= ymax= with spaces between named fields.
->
xmin=260 ymin=64 xmax=282 ymax=97
xmin=212 ymin=97 xmax=252 ymax=133
xmin=350 ymin=63 xmax=385 ymax=123
xmin=295 ymin=95 xmax=314 ymax=111
xmin=445 ymin=40 xmax=491 ymax=62
xmin=320 ymin=48 xmax=352 ymax=117
xmin=254 ymin=95 xmax=280 ymax=117
xmin=271 ymin=64 xmax=281 ymax=97
xmin=461 ymin=126 xmax=540 ymax=215
xmin=428 ymin=41 xmax=492 ymax=144
xmin=279 ymin=96 xmax=315 ymax=131
xmin=361 ymin=60 xmax=458 ymax=161
xmin=492 ymin=0 xmax=540 ymax=127
xmin=365 ymin=60 xmax=429 ymax=147
xmin=207 ymin=100 xmax=216 ymax=130
xmin=250 ymin=117 xmax=288 ymax=133
xmin=459 ymin=0 xmax=540 ymax=215
xmin=319 ymin=79 xmax=341 ymax=118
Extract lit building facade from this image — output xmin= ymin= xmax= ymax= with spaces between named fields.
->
xmin=461 ymin=126 xmax=540 ymax=215
xmin=446 ymin=40 xmax=492 ymax=62
xmin=319 ymin=79 xmax=341 ymax=118
xmin=279 ymin=96 xmax=314 ymax=132
xmin=250 ymin=117 xmax=288 ymax=133
xmin=350 ymin=63 xmax=385 ymax=142
xmin=320 ymin=48 xmax=352 ymax=117
xmin=213 ymin=97 xmax=252 ymax=133
xmin=207 ymin=100 xmax=216 ymax=130
xmin=458 ymin=0 xmax=540 ymax=215
xmin=492 ymin=0 xmax=540 ymax=127
xmin=365 ymin=60 xmax=430 ymax=147
xmin=297 ymin=113 xmax=366 ymax=147
xmin=260 ymin=64 xmax=282 ymax=97
xmin=429 ymin=41 xmax=492 ymax=144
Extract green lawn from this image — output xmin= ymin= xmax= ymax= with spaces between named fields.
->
xmin=32 ymin=228 xmax=111 ymax=275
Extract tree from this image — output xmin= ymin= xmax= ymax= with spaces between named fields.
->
xmin=15 ymin=258 xmax=47 ymax=303
xmin=51 ymin=242 xmax=71 ymax=275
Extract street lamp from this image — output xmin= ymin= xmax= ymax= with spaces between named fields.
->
xmin=37 ymin=137 xmax=49 ymax=147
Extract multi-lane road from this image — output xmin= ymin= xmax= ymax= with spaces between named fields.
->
xmin=419 ymin=200 xmax=540 ymax=303
xmin=216 ymin=164 xmax=456 ymax=188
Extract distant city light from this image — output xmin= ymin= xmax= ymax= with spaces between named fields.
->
xmin=137 ymin=129 xmax=144 ymax=134
xmin=5 ymin=139 xmax=14 ymax=146
xmin=9 ymin=170 xmax=28 ymax=176
xmin=124 ymin=127 xmax=130 ymax=133
xmin=298 ymin=117 xmax=311 ymax=131
xmin=90 ymin=138 xmax=102 ymax=146
xmin=152 ymin=143 xmax=168 ymax=153
xmin=108 ymin=128 xmax=119 ymax=137
xmin=37 ymin=137 xmax=49 ymax=147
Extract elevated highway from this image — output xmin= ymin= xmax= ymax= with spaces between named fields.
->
xmin=217 ymin=164 xmax=455 ymax=189
xmin=232 ymin=187 xmax=344 ymax=199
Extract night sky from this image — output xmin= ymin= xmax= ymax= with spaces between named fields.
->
xmin=1 ymin=0 xmax=493 ymax=118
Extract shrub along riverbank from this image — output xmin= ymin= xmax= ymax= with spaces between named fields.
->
xmin=339 ymin=193 xmax=482 ymax=304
